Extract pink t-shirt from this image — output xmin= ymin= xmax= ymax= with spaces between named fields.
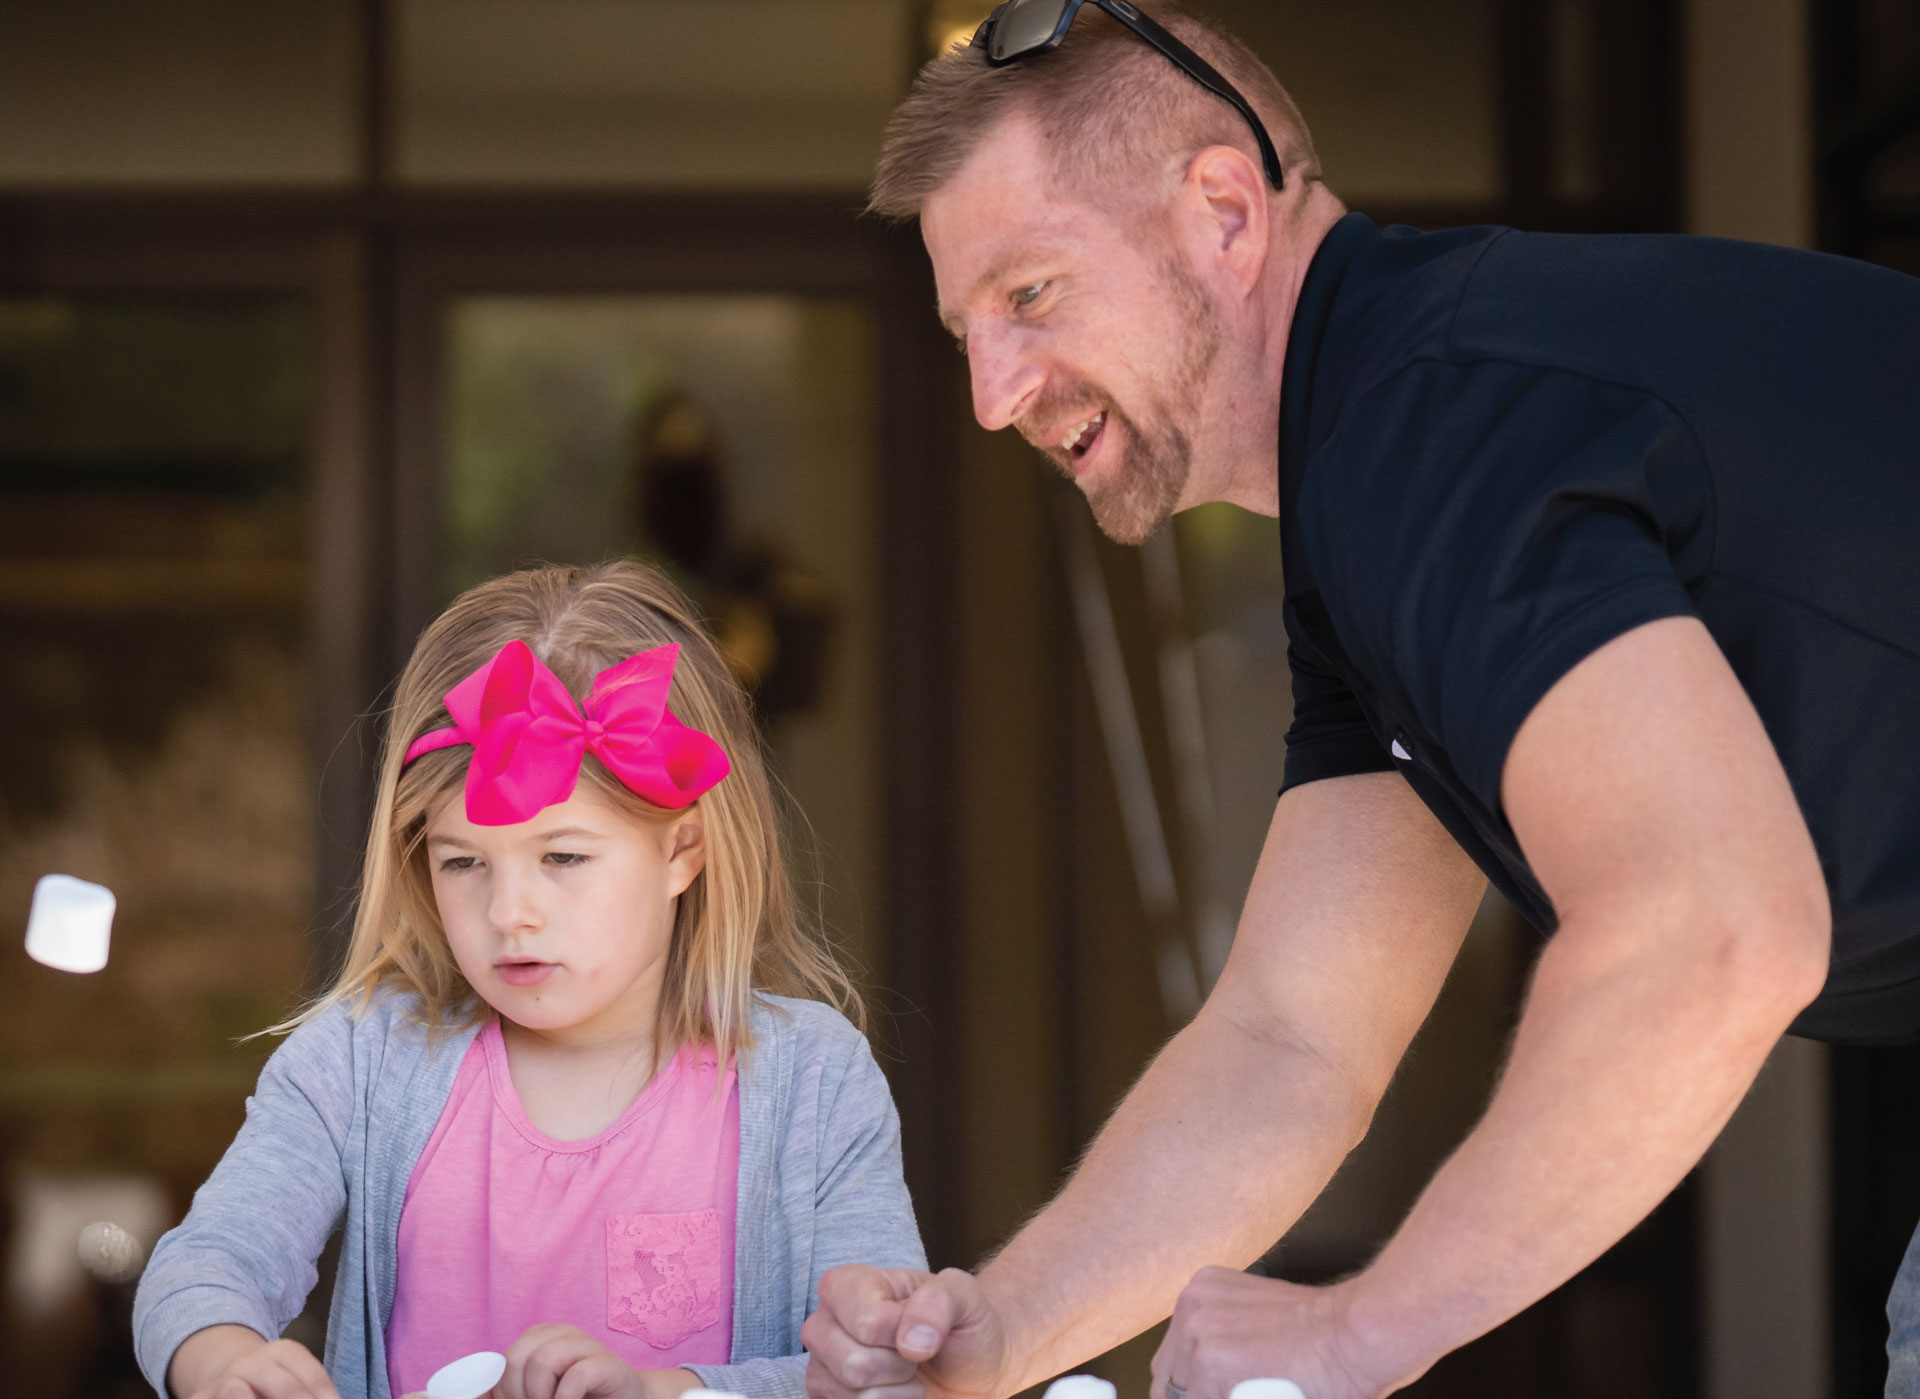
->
xmin=385 ymin=1019 xmax=739 ymax=1396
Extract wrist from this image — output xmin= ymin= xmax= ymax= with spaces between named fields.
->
xmin=634 ymin=1366 xmax=701 ymax=1399
xmin=1333 ymin=1267 xmax=1447 ymax=1394
xmin=168 ymin=1324 xmax=267 ymax=1398
xmin=966 ymin=1267 xmax=1036 ymax=1399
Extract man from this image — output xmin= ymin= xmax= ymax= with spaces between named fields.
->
xmin=803 ymin=3 xmax=1920 ymax=1396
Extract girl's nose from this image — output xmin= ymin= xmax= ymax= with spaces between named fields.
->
xmin=487 ymin=866 xmax=542 ymax=933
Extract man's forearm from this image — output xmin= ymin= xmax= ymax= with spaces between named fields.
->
xmin=971 ymin=775 xmax=1484 ymax=1397
xmin=977 ymin=1006 xmax=1370 ymax=1394
xmin=1340 ymin=905 xmax=1822 ymax=1389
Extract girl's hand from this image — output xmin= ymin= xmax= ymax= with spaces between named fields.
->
xmin=170 ymin=1325 xmax=340 ymax=1399
xmin=499 ymin=1324 xmax=700 ymax=1399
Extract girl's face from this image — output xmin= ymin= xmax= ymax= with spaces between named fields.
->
xmin=424 ymin=782 xmax=706 ymax=1047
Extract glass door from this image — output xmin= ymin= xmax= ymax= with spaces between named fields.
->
xmin=437 ymin=292 xmax=887 ymax=995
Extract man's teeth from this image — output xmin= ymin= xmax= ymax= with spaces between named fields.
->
xmin=1061 ymin=412 xmax=1105 ymax=453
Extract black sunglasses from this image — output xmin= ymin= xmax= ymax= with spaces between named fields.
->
xmin=971 ymin=0 xmax=1285 ymax=190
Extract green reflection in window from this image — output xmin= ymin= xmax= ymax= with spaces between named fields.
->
xmin=0 ymin=297 xmax=309 ymax=497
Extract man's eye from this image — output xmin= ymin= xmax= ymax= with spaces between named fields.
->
xmin=1012 ymin=282 xmax=1045 ymax=307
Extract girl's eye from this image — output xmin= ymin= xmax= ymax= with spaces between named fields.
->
xmin=1012 ymin=282 xmax=1045 ymax=308
xmin=544 ymin=852 xmax=588 ymax=867
xmin=439 ymin=856 xmax=477 ymax=873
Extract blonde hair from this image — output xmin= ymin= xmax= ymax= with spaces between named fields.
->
xmin=869 ymin=3 xmax=1322 ymax=223
xmin=286 ymin=560 xmax=859 ymax=1064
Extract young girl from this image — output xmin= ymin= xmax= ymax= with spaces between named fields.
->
xmin=133 ymin=561 xmax=923 ymax=1399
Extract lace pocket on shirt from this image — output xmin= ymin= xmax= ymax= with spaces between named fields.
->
xmin=607 ymin=1209 xmax=725 ymax=1349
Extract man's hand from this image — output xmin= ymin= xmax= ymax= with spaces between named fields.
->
xmin=803 ymin=1265 xmax=1011 ymax=1399
xmin=1151 ymin=1269 xmax=1386 ymax=1399
xmin=498 ymin=1324 xmax=698 ymax=1399
xmin=170 ymin=1326 xmax=339 ymax=1399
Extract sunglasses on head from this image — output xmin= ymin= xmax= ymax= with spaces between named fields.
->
xmin=971 ymin=0 xmax=1285 ymax=190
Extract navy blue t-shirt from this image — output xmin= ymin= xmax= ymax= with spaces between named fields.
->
xmin=1277 ymin=212 xmax=1920 ymax=1044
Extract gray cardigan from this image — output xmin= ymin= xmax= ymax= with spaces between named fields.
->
xmin=132 ymin=991 xmax=923 ymax=1399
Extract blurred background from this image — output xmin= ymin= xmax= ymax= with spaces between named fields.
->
xmin=1 ymin=0 xmax=1917 ymax=1395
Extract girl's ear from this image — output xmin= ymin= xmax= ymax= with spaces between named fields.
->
xmin=665 ymin=808 xmax=708 ymax=898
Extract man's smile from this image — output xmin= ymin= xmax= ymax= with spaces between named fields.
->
xmin=1061 ymin=411 xmax=1107 ymax=471
xmin=1022 ymin=398 xmax=1115 ymax=479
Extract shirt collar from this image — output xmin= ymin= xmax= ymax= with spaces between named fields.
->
xmin=1277 ymin=211 xmax=1380 ymax=592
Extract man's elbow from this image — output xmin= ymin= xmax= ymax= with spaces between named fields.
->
xmin=1298 ymin=1034 xmax=1402 ymax=1159
xmin=1694 ymin=877 xmax=1832 ymax=1029
xmin=1206 ymin=999 xmax=1392 ymax=1157
xmin=1745 ymin=898 xmax=1831 ymax=1022
xmin=1555 ymin=870 xmax=1832 ymax=1034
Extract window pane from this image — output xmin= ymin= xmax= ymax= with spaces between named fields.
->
xmin=0 ymin=295 xmax=314 ymax=1391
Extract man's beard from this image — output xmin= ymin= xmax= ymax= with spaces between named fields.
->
xmin=1075 ymin=401 xmax=1193 ymax=546
xmin=1022 ymin=257 xmax=1221 ymax=546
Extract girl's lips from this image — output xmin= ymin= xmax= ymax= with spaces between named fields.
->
xmin=495 ymin=960 xmax=556 ymax=988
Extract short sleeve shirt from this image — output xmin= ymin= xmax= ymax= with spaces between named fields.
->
xmin=1277 ymin=214 xmax=1920 ymax=1044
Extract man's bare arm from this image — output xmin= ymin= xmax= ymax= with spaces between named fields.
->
xmin=968 ymin=770 xmax=1485 ymax=1393
xmin=1313 ymin=616 xmax=1831 ymax=1387
xmin=806 ymin=772 xmax=1483 ymax=1399
xmin=1150 ymin=616 xmax=1833 ymax=1398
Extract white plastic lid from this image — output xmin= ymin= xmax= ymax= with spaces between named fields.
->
xmin=1043 ymin=1377 xmax=1117 ymax=1399
xmin=25 ymin=874 xmax=115 ymax=974
xmin=1229 ymin=1380 xmax=1307 ymax=1399
xmin=426 ymin=1351 xmax=507 ymax=1399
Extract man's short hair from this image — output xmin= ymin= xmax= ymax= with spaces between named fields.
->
xmin=869 ymin=3 xmax=1322 ymax=222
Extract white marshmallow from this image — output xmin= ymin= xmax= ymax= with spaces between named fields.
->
xmin=25 ymin=874 xmax=114 ymax=973
xmin=1229 ymin=1381 xmax=1307 ymax=1399
xmin=426 ymin=1351 xmax=506 ymax=1399
xmin=1044 ymin=1377 xmax=1117 ymax=1399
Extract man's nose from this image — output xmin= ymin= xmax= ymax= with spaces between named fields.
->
xmin=968 ymin=324 xmax=1043 ymax=432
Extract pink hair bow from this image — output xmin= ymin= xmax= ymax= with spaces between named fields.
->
xmin=402 ymin=639 xmax=729 ymax=825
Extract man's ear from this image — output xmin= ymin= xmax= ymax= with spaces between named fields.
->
xmin=1183 ymin=143 xmax=1271 ymax=293
xmin=665 ymin=808 xmax=708 ymax=897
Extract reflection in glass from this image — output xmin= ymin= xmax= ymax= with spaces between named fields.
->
xmin=441 ymin=296 xmax=882 ymax=982
xmin=0 ymin=296 xmax=313 ymax=1391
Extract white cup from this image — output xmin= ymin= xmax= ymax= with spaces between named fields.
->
xmin=25 ymin=874 xmax=115 ymax=973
